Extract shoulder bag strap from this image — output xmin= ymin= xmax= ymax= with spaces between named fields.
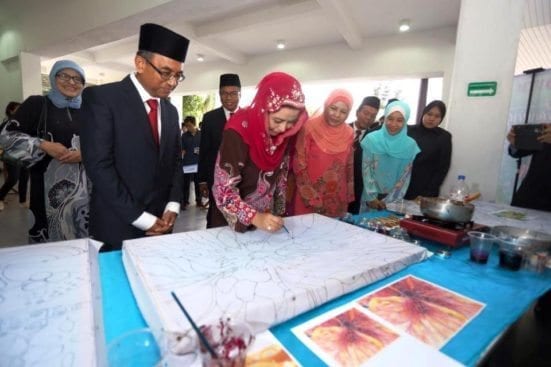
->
xmin=37 ymin=96 xmax=49 ymax=140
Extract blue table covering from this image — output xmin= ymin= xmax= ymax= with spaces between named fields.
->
xmin=99 ymin=214 xmax=550 ymax=366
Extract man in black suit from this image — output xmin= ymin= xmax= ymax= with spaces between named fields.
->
xmin=80 ymin=23 xmax=190 ymax=251
xmin=197 ymin=73 xmax=241 ymax=228
xmin=348 ymin=96 xmax=380 ymax=214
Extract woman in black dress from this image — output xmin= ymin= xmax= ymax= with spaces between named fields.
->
xmin=404 ymin=100 xmax=452 ymax=200
xmin=6 ymin=60 xmax=89 ymax=242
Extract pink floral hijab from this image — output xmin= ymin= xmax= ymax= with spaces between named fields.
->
xmin=225 ymin=72 xmax=308 ymax=171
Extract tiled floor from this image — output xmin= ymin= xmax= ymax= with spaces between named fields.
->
xmin=0 ymin=175 xmax=549 ymax=366
xmin=0 ymin=186 xmax=207 ymax=248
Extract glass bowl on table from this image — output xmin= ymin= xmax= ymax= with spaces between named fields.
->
xmin=107 ymin=328 xmax=197 ymax=367
xmin=107 ymin=328 xmax=161 ymax=367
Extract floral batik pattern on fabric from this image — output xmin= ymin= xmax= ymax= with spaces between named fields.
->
xmin=44 ymin=135 xmax=89 ymax=241
xmin=0 ymin=119 xmax=46 ymax=167
xmin=212 ymin=130 xmax=289 ymax=231
xmin=213 ymin=161 xmax=258 ymax=229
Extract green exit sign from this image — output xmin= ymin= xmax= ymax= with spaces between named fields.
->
xmin=468 ymin=81 xmax=497 ymax=97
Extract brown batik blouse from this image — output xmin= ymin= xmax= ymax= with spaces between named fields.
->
xmin=211 ymin=129 xmax=289 ymax=232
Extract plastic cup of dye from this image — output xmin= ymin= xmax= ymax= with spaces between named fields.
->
xmin=468 ymin=231 xmax=496 ymax=264
xmin=498 ymin=238 xmax=525 ymax=271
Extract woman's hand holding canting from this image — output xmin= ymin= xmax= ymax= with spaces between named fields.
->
xmin=252 ymin=212 xmax=284 ymax=233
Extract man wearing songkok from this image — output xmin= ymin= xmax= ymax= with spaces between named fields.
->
xmin=198 ymin=73 xmax=242 ymax=227
xmin=81 ymin=23 xmax=190 ymax=251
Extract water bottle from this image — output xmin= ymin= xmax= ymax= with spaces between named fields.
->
xmin=449 ymin=175 xmax=469 ymax=202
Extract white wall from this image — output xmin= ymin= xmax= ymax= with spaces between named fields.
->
xmin=443 ymin=0 xmax=524 ymax=202
xmin=177 ymin=27 xmax=456 ymax=100
xmin=0 ymin=0 xmax=173 ymax=107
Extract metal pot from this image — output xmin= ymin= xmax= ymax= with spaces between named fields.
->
xmin=419 ymin=197 xmax=475 ymax=223
xmin=491 ymin=226 xmax=551 ymax=253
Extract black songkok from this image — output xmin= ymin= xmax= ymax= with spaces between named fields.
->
xmin=219 ymin=73 xmax=241 ymax=88
xmin=139 ymin=23 xmax=190 ymax=62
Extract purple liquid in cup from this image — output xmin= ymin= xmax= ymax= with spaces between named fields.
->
xmin=470 ymin=248 xmax=490 ymax=264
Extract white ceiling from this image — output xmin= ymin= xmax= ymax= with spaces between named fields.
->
xmin=4 ymin=0 xmax=551 ymax=83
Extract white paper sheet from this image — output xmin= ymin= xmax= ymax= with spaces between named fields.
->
xmin=122 ymin=214 xmax=429 ymax=355
xmin=0 ymin=239 xmax=106 ymax=367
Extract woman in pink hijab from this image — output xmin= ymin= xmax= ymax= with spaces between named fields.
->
xmin=291 ymin=89 xmax=355 ymax=218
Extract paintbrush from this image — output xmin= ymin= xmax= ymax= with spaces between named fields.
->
xmin=170 ymin=291 xmax=218 ymax=359
xmin=282 ymin=224 xmax=293 ymax=239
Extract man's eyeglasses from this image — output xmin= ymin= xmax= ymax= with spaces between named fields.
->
xmin=143 ymin=57 xmax=185 ymax=83
xmin=56 ymin=72 xmax=84 ymax=85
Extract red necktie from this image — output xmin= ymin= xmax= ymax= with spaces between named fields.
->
xmin=146 ymin=99 xmax=159 ymax=146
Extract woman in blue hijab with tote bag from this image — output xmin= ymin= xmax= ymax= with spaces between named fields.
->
xmin=5 ymin=60 xmax=89 ymax=242
xmin=360 ymin=101 xmax=420 ymax=211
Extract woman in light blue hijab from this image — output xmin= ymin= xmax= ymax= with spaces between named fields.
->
xmin=360 ymin=100 xmax=420 ymax=211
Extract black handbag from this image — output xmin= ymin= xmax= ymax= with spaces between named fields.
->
xmin=0 ymin=97 xmax=48 ymax=168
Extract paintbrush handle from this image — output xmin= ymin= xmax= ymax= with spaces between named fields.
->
xmin=171 ymin=291 xmax=218 ymax=359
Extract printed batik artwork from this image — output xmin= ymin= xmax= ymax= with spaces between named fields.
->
xmin=245 ymin=344 xmax=298 ymax=367
xmin=357 ymin=275 xmax=485 ymax=348
xmin=296 ymin=307 xmax=399 ymax=366
xmin=245 ymin=331 xmax=299 ymax=367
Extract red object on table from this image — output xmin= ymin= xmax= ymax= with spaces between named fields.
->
xmin=400 ymin=217 xmax=488 ymax=248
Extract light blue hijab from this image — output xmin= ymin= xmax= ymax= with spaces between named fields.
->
xmin=47 ymin=60 xmax=86 ymax=109
xmin=361 ymin=100 xmax=420 ymax=159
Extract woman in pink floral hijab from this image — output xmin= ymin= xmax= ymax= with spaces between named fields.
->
xmin=211 ymin=72 xmax=308 ymax=232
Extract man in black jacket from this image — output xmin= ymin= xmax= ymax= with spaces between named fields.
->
xmin=80 ymin=23 xmax=189 ymax=250
xmin=507 ymin=123 xmax=551 ymax=211
xmin=197 ymin=73 xmax=241 ymax=227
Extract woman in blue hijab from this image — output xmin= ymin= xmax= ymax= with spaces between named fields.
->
xmin=6 ymin=60 xmax=89 ymax=242
xmin=360 ymin=100 xmax=420 ymax=211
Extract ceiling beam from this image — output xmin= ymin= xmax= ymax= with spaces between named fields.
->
xmin=195 ymin=39 xmax=247 ymax=65
xmin=315 ymin=0 xmax=363 ymax=49
xmin=194 ymin=1 xmax=320 ymax=38
xmin=91 ymin=21 xmax=247 ymax=65
xmin=93 ymin=39 xmax=138 ymax=63
xmin=170 ymin=22 xmax=247 ymax=64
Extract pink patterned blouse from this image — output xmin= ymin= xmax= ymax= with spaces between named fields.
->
xmin=291 ymin=127 xmax=354 ymax=218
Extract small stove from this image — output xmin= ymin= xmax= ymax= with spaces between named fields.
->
xmin=400 ymin=215 xmax=488 ymax=247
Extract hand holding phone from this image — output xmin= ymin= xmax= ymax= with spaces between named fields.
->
xmin=512 ymin=123 xmax=544 ymax=150
xmin=537 ymin=123 xmax=551 ymax=144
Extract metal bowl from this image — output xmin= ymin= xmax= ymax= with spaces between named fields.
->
xmin=419 ymin=197 xmax=475 ymax=223
xmin=491 ymin=226 xmax=551 ymax=253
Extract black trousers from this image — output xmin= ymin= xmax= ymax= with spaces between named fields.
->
xmin=183 ymin=172 xmax=200 ymax=205
xmin=0 ymin=162 xmax=29 ymax=202
xmin=28 ymin=170 xmax=48 ymax=242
